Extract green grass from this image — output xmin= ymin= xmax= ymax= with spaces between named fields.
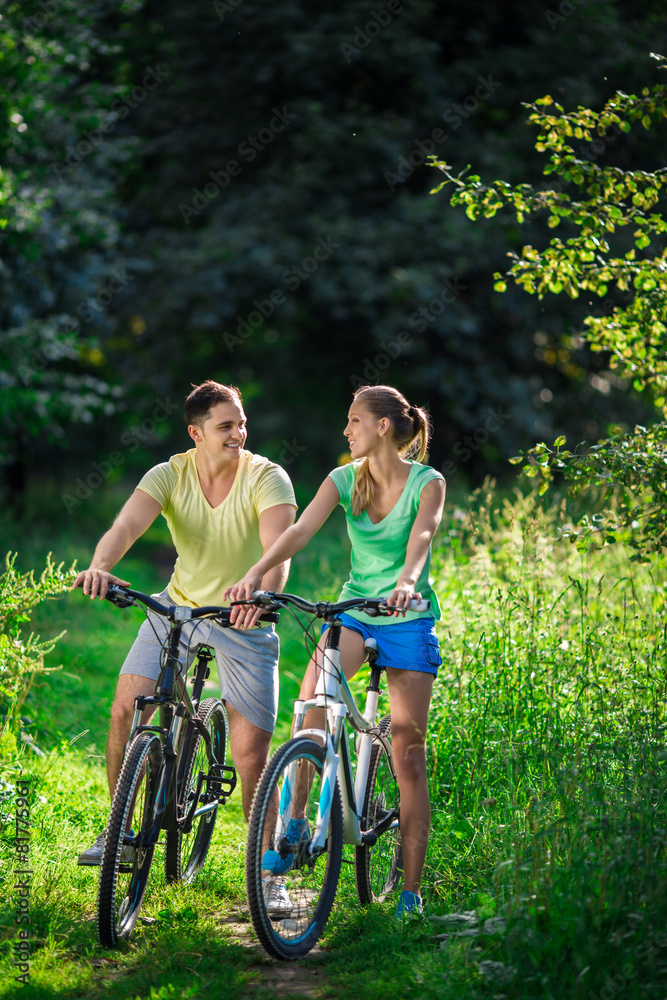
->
xmin=2 ymin=482 xmax=667 ymax=998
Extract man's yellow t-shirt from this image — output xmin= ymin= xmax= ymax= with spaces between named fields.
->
xmin=136 ymin=448 xmax=296 ymax=608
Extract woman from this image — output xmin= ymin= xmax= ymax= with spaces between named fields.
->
xmin=226 ymin=384 xmax=446 ymax=917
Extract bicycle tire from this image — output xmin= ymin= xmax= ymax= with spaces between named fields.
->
xmin=97 ymin=731 xmax=162 ymax=947
xmin=246 ymin=737 xmax=343 ymax=960
xmin=354 ymin=714 xmax=404 ymax=905
xmin=165 ymin=697 xmax=228 ymax=883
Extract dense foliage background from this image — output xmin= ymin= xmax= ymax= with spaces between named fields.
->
xmin=2 ymin=0 xmax=667 ymax=508
xmin=3 ymin=7 xmax=667 ymax=995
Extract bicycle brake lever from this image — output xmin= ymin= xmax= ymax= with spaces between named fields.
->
xmin=105 ymin=585 xmax=135 ymax=608
xmin=250 ymin=590 xmax=282 ymax=610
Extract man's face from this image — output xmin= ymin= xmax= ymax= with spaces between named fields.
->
xmin=190 ymin=400 xmax=247 ymax=458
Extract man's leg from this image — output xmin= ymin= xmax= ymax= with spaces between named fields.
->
xmin=78 ymin=673 xmax=157 ymax=866
xmin=224 ymin=700 xmax=272 ymax=819
xmin=107 ymin=673 xmax=157 ymax=799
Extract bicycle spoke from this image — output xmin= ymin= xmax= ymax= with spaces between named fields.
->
xmin=246 ymin=737 xmax=343 ymax=959
xmin=165 ymin=698 xmax=229 ymax=884
xmin=355 ymin=715 xmax=403 ymax=905
xmin=97 ymin=732 xmax=162 ymax=947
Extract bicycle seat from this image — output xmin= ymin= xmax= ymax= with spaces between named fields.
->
xmin=363 ymin=638 xmax=379 ymax=664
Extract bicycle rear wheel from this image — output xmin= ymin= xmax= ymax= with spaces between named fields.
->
xmin=97 ymin=732 xmax=162 ymax=947
xmin=165 ymin=697 xmax=229 ymax=883
xmin=354 ymin=714 xmax=403 ymax=905
xmin=246 ymin=737 xmax=343 ymax=960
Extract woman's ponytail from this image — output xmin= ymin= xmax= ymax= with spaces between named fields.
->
xmin=405 ymin=404 xmax=429 ymax=463
xmin=351 ymin=458 xmax=374 ymax=516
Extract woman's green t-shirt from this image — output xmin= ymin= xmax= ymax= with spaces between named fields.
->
xmin=327 ymin=460 xmax=444 ymax=624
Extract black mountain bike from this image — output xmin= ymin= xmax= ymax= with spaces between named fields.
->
xmin=96 ymin=583 xmax=278 ymax=947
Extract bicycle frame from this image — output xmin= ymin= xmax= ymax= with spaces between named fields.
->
xmin=105 ymin=582 xmax=283 ymax=848
xmin=285 ymin=617 xmax=399 ymax=854
xmin=124 ymin=620 xmax=226 ymax=840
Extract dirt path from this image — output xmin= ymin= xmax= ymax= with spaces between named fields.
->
xmin=220 ymin=908 xmax=327 ymax=999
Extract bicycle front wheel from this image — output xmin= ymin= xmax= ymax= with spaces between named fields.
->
xmin=165 ymin=697 xmax=229 ymax=883
xmin=246 ymin=737 xmax=343 ymax=960
xmin=97 ymin=732 xmax=162 ymax=947
xmin=355 ymin=714 xmax=403 ymax=905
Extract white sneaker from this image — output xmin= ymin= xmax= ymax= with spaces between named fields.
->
xmin=77 ymin=829 xmax=135 ymax=869
xmin=77 ymin=830 xmax=106 ymax=866
xmin=262 ymin=876 xmax=293 ymax=919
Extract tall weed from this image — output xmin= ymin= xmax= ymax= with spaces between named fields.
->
xmin=427 ymin=485 xmax=667 ymax=999
xmin=0 ymin=552 xmax=75 ymax=757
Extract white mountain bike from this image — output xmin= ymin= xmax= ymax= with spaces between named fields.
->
xmin=238 ymin=590 xmax=429 ymax=960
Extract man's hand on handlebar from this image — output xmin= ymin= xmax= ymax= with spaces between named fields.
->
xmin=72 ymin=568 xmax=131 ymax=600
xmin=228 ymin=599 xmax=266 ymax=631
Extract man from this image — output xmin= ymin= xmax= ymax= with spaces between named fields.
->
xmin=74 ymin=380 xmax=296 ymax=878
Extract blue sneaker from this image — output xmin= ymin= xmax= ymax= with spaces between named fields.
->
xmin=395 ymin=891 xmax=423 ymax=919
xmin=262 ymin=818 xmax=311 ymax=875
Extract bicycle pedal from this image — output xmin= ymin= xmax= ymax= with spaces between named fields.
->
xmin=207 ymin=763 xmax=237 ymax=800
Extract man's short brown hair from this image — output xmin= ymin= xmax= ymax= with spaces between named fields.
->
xmin=184 ymin=380 xmax=243 ymax=429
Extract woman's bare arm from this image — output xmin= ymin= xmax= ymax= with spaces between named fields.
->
xmin=386 ymin=478 xmax=446 ymax=614
xmin=224 ymin=477 xmax=340 ymax=601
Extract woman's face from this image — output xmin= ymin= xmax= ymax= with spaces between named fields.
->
xmin=343 ymin=403 xmax=388 ymax=459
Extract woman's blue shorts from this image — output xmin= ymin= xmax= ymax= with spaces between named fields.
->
xmin=321 ymin=612 xmax=441 ymax=676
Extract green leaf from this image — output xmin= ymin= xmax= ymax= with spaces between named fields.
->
xmin=635 ymin=273 xmax=657 ymax=291
xmin=554 ymin=435 xmax=566 ymax=447
xmin=494 ymin=281 xmax=507 ymax=293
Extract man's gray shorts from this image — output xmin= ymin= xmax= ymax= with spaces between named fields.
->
xmin=119 ymin=591 xmax=279 ymax=734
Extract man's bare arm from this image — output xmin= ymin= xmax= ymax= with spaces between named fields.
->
xmin=72 ymin=489 xmax=163 ymax=599
xmin=229 ymin=502 xmax=296 ymax=629
xmin=259 ymin=503 xmax=298 ymax=592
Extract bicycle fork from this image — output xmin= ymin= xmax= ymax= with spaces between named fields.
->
xmin=282 ymin=627 xmax=396 ymax=855
xmin=354 ymin=641 xmax=382 ymax=811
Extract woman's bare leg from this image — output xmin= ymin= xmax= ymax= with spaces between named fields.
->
xmin=294 ymin=625 xmax=366 ymax=734
xmin=289 ymin=626 xmax=366 ymax=814
xmin=385 ymin=668 xmax=434 ymax=897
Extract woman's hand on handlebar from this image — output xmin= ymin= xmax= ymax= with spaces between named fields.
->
xmin=224 ymin=573 xmax=262 ymax=606
xmin=224 ymin=571 xmax=264 ymax=630
xmin=386 ymin=581 xmax=422 ymax=617
xmin=72 ymin=568 xmax=130 ymax=600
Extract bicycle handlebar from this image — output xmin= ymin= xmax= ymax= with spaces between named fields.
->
xmin=105 ymin=584 xmax=280 ymax=624
xmin=234 ymin=590 xmax=430 ymax=617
